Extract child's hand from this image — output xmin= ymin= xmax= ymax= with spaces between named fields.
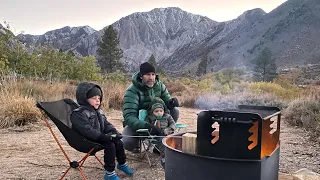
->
xmin=98 ymin=133 xmax=113 ymax=142
xmin=114 ymin=132 xmax=123 ymax=140
xmin=163 ymin=128 xmax=173 ymax=135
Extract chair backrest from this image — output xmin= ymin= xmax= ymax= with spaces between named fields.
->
xmin=36 ymin=99 xmax=101 ymax=153
xmin=139 ymin=109 xmax=148 ymax=121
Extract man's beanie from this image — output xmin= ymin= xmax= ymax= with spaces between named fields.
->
xmin=140 ymin=62 xmax=155 ymax=76
xmin=151 ymin=103 xmax=164 ymax=112
xmin=86 ymin=87 xmax=102 ymax=99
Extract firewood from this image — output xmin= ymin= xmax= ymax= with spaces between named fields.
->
xmin=182 ymin=133 xmax=197 ymax=154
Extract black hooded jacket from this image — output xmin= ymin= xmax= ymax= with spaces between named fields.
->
xmin=70 ymin=82 xmax=117 ymax=143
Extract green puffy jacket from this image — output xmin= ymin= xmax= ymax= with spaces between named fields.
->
xmin=122 ymin=72 xmax=171 ymax=130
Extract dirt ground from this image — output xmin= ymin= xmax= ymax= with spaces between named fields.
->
xmin=0 ymin=108 xmax=319 ymax=180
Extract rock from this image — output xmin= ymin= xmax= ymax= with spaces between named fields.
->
xmin=0 ymin=28 xmax=6 ymax=35
xmin=292 ymin=168 xmax=320 ymax=180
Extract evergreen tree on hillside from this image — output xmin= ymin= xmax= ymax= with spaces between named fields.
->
xmin=147 ymin=54 xmax=165 ymax=74
xmin=196 ymin=53 xmax=208 ymax=76
xmin=148 ymin=54 xmax=156 ymax=67
xmin=97 ymin=25 xmax=123 ymax=73
xmin=253 ymin=47 xmax=277 ymax=82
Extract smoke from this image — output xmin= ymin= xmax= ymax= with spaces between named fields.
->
xmin=195 ymin=93 xmax=238 ymax=110
xmin=194 ymin=91 xmax=287 ymax=110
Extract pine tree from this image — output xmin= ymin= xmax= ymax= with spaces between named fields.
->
xmin=148 ymin=54 xmax=156 ymax=67
xmin=196 ymin=53 xmax=208 ymax=76
xmin=253 ymin=47 xmax=277 ymax=82
xmin=97 ymin=25 xmax=123 ymax=73
xmin=147 ymin=54 xmax=166 ymax=74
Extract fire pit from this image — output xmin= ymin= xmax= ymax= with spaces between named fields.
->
xmin=163 ymin=105 xmax=281 ymax=180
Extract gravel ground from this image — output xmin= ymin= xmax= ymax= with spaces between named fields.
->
xmin=0 ymin=108 xmax=319 ymax=179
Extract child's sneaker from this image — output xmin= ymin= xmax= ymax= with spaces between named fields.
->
xmin=117 ymin=163 xmax=134 ymax=176
xmin=104 ymin=171 xmax=120 ymax=180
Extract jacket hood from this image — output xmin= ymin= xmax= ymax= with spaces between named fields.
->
xmin=76 ymin=82 xmax=103 ymax=108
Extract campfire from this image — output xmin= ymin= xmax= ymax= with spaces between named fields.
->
xmin=163 ymin=105 xmax=281 ymax=180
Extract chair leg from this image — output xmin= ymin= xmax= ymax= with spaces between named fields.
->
xmin=139 ymin=139 xmax=143 ymax=158
xmin=79 ymin=148 xmax=95 ymax=167
xmin=139 ymin=139 xmax=147 ymax=160
xmin=78 ymin=154 xmax=90 ymax=167
xmin=77 ymin=167 xmax=87 ymax=180
xmin=151 ymin=145 xmax=163 ymax=167
xmin=60 ymin=166 xmax=71 ymax=180
xmin=40 ymin=110 xmax=72 ymax=163
xmin=141 ymin=141 xmax=152 ymax=167
xmin=95 ymin=155 xmax=104 ymax=167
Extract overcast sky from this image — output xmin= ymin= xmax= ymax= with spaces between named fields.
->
xmin=1 ymin=0 xmax=287 ymax=35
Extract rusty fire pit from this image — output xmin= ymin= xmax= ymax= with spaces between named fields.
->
xmin=163 ymin=105 xmax=281 ymax=180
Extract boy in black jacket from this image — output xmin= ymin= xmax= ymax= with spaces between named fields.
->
xmin=71 ymin=82 xmax=133 ymax=180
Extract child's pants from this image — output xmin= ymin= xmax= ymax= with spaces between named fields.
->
xmin=102 ymin=139 xmax=126 ymax=171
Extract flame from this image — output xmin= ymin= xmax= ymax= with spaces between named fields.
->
xmin=260 ymin=118 xmax=279 ymax=158
xmin=248 ymin=118 xmax=280 ymax=158
xmin=166 ymin=137 xmax=175 ymax=148
xmin=166 ymin=136 xmax=182 ymax=151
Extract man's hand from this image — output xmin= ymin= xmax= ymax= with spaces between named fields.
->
xmin=168 ymin=98 xmax=179 ymax=109
xmin=146 ymin=123 xmax=162 ymax=135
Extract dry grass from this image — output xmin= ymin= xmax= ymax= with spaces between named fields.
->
xmin=0 ymin=77 xmax=75 ymax=101
xmin=0 ymin=94 xmax=41 ymax=128
xmin=166 ymin=80 xmax=186 ymax=94
xmin=176 ymin=91 xmax=199 ymax=108
xmin=100 ymin=81 xmax=128 ymax=110
xmin=1 ymin=74 xmax=320 ymax=138
xmin=283 ymin=94 xmax=320 ymax=142
xmin=0 ymin=77 xmax=128 ymax=128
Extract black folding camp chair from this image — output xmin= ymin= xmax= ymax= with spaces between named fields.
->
xmin=36 ymin=99 xmax=104 ymax=180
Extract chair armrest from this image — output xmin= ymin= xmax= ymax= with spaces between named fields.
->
xmin=136 ymin=129 xmax=149 ymax=133
xmin=175 ymin=123 xmax=188 ymax=128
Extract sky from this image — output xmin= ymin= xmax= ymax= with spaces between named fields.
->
xmin=1 ymin=0 xmax=287 ymax=35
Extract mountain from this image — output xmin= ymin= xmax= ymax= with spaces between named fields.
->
xmin=18 ymin=7 xmax=218 ymax=71
xmin=112 ymin=7 xmax=218 ymax=69
xmin=162 ymin=0 xmax=320 ymax=72
xmin=18 ymin=26 xmax=97 ymax=56
xmin=18 ymin=0 xmax=320 ymax=72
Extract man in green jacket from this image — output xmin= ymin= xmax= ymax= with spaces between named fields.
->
xmin=122 ymin=62 xmax=179 ymax=151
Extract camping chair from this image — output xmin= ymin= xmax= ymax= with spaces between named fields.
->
xmin=136 ymin=128 xmax=163 ymax=167
xmin=136 ymin=110 xmax=164 ymax=167
xmin=36 ymin=99 xmax=104 ymax=180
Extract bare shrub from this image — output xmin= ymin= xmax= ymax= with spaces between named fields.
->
xmin=166 ymin=81 xmax=186 ymax=94
xmin=101 ymin=81 xmax=128 ymax=110
xmin=284 ymin=97 xmax=320 ymax=142
xmin=0 ymin=95 xmax=41 ymax=128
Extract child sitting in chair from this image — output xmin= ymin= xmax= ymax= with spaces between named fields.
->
xmin=71 ymin=82 xmax=133 ymax=180
xmin=145 ymin=97 xmax=176 ymax=167
xmin=145 ymin=97 xmax=176 ymax=136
